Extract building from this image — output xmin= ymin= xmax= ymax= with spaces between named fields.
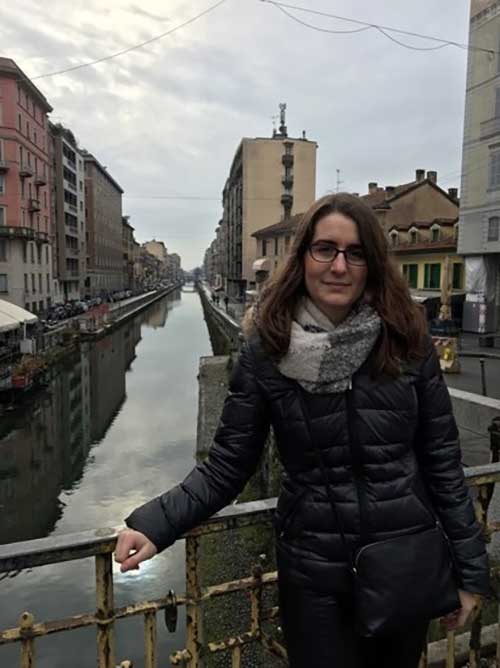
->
xmin=252 ymin=213 xmax=302 ymax=275
xmin=143 ymin=239 xmax=168 ymax=276
xmin=0 ymin=58 xmax=54 ymax=313
xmin=252 ymin=170 xmax=462 ymax=312
xmin=49 ymin=122 xmax=86 ymax=301
xmin=83 ymin=152 xmax=124 ymax=296
xmin=359 ymin=170 xmax=459 ymax=234
xmin=458 ymin=0 xmax=500 ymax=333
xmin=166 ymin=252 xmax=181 ymax=284
xmin=221 ymin=104 xmax=317 ymax=299
xmin=122 ymin=216 xmax=135 ymax=291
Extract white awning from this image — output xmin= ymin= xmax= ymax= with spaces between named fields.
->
xmin=252 ymin=258 xmax=272 ymax=273
xmin=0 ymin=299 xmax=38 ymax=333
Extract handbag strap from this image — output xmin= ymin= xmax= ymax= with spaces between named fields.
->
xmin=296 ymin=384 xmax=356 ymax=573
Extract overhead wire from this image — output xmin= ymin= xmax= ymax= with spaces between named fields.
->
xmin=260 ymin=0 xmax=494 ymax=56
xmin=26 ymin=0 xmax=228 ymax=81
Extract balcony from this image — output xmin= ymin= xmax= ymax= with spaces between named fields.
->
xmin=0 ymin=160 xmax=9 ymax=172
xmin=35 ymin=173 xmax=47 ymax=186
xmin=29 ymin=198 xmax=41 ymax=212
xmin=282 ymin=176 xmax=293 ymax=190
xmin=480 ymin=116 xmax=500 ymax=140
xmin=65 ymin=181 xmax=77 ymax=193
xmin=282 ymin=154 xmax=294 ymax=168
xmin=0 ymin=226 xmax=48 ymax=242
xmin=19 ymin=163 xmax=34 ymax=178
xmin=66 ymin=247 xmax=79 ymax=258
xmin=281 ymin=192 xmax=293 ymax=208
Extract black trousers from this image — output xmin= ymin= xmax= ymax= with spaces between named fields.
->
xmin=278 ymin=576 xmax=428 ymax=668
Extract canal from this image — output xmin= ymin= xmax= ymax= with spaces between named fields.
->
xmin=0 ymin=288 xmax=213 ymax=667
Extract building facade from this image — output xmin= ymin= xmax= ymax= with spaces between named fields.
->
xmin=458 ymin=0 xmax=500 ymax=332
xmin=84 ymin=152 xmax=124 ymax=296
xmin=0 ymin=58 xmax=54 ymax=313
xmin=221 ymin=106 xmax=317 ymax=299
xmin=49 ymin=122 xmax=86 ymax=301
xmin=122 ymin=216 xmax=135 ymax=291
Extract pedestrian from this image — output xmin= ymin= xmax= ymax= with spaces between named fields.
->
xmin=224 ymin=295 xmax=229 ymax=312
xmin=115 ymin=193 xmax=489 ymax=667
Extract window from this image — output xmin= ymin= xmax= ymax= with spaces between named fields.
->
xmin=402 ymin=264 xmax=418 ymax=289
xmin=0 ymin=274 xmax=7 ymax=292
xmin=262 ymin=239 xmax=267 ymax=256
xmin=488 ymin=216 xmax=500 ymax=241
xmin=410 ymin=229 xmax=418 ymax=244
xmin=495 ymin=88 xmax=500 ymax=118
xmin=37 ymin=245 xmax=42 ymax=264
xmin=24 ymin=274 xmax=28 ymax=291
xmin=17 ymin=113 xmax=21 ymax=131
xmin=0 ymin=174 xmax=4 ymax=195
xmin=31 ymin=274 xmax=36 ymax=292
xmin=22 ymin=242 xmax=27 ymax=262
xmin=38 ymin=274 xmax=42 ymax=292
xmin=0 ymin=139 xmax=3 ymax=161
xmin=46 ymin=274 xmax=50 ymax=291
xmin=431 ymin=227 xmax=440 ymax=242
xmin=284 ymin=235 xmax=291 ymax=251
xmin=274 ymin=237 xmax=279 ymax=256
xmin=452 ymin=263 xmax=463 ymax=290
xmin=424 ymin=263 xmax=441 ymax=289
xmin=0 ymin=240 xmax=6 ymax=261
xmin=45 ymin=245 xmax=49 ymax=264
xmin=30 ymin=243 xmax=34 ymax=264
xmin=0 ymin=207 xmax=5 ymax=226
xmin=489 ymin=152 xmax=500 ymax=189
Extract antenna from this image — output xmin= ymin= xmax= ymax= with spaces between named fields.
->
xmin=336 ymin=169 xmax=344 ymax=193
xmin=278 ymin=102 xmax=288 ymax=137
xmin=271 ymin=114 xmax=279 ymax=137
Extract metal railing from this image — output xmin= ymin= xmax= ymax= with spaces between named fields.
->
xmin=1 ymin=422 xmax=500 ymax=668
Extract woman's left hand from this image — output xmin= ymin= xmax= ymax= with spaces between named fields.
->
xmin=441 ymin=590 xmax=480 ymax=631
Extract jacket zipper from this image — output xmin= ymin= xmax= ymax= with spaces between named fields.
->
xmin=345 ymin=376 xmax=369 ymax=551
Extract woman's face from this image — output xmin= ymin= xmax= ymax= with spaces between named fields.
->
xmin=303 ymin=212 xmax=368 ymax=323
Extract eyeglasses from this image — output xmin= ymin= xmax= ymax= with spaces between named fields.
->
xmin=308 ymin=241 xmax=366 ymax=266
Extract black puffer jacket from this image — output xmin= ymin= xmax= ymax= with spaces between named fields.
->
xmin=126 ymin=336 xmax=490 ymax=596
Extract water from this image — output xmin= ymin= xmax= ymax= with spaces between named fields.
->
xmin=0 ymin=288 xmax=213 ymax=667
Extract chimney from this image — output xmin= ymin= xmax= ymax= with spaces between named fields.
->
xmin=385 ymin=185 xmax=396 ymax=195
xmin=427 ymin=170 xmax=437 ymax=184
xmin=368 ymin=182 xmax=378 ymax=194
xmin=415 ymin=169 xmax=425 ymax=182
xmin=302 ymin=130 xmax=306 ymax=139
xmin=448 ymin=187 xmax=458 ymax=200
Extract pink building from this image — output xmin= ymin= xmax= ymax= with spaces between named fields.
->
xmin=0 ymin=58 xmax=54 ymax=312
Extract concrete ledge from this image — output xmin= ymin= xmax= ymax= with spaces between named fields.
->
xmin=427 ymin=623 xmax=496 ymax=667
xmin=450 ymin=388 xmax=500 ymax=434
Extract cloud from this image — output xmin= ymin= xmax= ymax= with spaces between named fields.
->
xmin=1 ymin=0 xmax=471 ymax=267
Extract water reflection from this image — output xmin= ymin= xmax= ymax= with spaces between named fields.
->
xmin=0 ymin=291 xmax=175 ymax=545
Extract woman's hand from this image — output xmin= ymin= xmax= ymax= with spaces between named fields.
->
xmin=114 ymin=529 xmax=158 ymax=572
xmin=441 ymin=590 xmax=480 ymax=631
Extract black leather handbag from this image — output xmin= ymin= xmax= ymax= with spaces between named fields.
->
xmin=297 ymin=387 xmax=461 ymax=637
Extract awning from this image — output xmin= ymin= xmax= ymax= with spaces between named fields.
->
xmin=410 ymin=290 xmax=440 ymax=304
xmin=252 ymin=258 xmax=272 ymax=273
xmin=0 ymin=299 xmax=38 ymax=333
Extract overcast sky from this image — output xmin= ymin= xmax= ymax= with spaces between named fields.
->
xmin=1 ymin=0 xmax=473 ymax=268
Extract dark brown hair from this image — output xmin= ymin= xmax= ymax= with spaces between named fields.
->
xmin=244 ymin=192 xmax=428 ymax=376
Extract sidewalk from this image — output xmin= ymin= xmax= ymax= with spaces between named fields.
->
xmin=444 ymin=332 xmax=500 ymax=400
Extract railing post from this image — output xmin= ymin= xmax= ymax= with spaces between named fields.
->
xmin=144 ymin=611 xmax=157 ymax=668
xmin=95 ymin=553 xmax=115 ymax=668
xmin=19 ymin=612 xmax=35 ymax=668
xmin=185 ymin=535 xmax=204 ymax=667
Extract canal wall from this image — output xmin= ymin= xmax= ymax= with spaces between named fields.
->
xmin=196 ymin=352 xmax=282 ymax=668
xmin=198 ymin=285 xmax=242 ymax=355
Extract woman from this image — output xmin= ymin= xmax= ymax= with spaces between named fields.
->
xmin=115 ymin=193 xmax=489 ymax=667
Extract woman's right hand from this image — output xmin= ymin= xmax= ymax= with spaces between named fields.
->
xmin=114 ymin=528 xmax=158 ymax=572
